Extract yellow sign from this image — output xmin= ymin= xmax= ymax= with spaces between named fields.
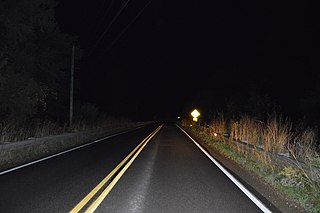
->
xmin=191 ymin=109 xmax=200 ymax=118
xmin=193 ymin=117 xmax=198 ymax=122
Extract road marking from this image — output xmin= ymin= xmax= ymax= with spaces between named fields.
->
xmin=177 ymin=125 xmax=272 ymax=213
xmin=70 ymin=125 xmax=162 ymax=213
xmin=0 ymin=126 xmax=145 ymax=176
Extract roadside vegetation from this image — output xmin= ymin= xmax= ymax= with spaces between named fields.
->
xmin=181 ymin=114 xmax=320 ymax=212
xmin=0 ymin=1 xmax=134 ymax=144
xmin=0 ymin=103 xmax=132 ymax=143
xmin=0 ymin=103 xmax=137 ymax=172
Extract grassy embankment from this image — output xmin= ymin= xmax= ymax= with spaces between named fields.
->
xmin=0 ymin=116 xmax=136 ymax=171
xmin=181 ymin=115 xmax=320 ymax=213
xmin=0 ymin=116 xmax=132 ymax=143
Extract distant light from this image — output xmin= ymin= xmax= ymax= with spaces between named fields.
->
xmin=190 ymin=124 xmax=193 ymax=126
xmin=214 ymin=133 xmax=218 ymax=137
xmin=177 ymin=116 xmax=181 ymax=119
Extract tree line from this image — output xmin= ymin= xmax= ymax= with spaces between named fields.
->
xmin=0 ymin=0 xmax=74 ymax=124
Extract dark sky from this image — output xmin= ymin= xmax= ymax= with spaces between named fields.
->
xmin=55 ymin=0 xmax=320 ymax=121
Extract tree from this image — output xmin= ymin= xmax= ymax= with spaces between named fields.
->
xmin=0 ymin=0 xmax=74 ymax=122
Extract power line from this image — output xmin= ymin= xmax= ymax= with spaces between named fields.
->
xmin=87 ymin=0 xmax=131 ymax=57
xmin=86 ymin=0 xmax=115 ymax=42
xmin=106 ymin=0 xmax=154 ymax=51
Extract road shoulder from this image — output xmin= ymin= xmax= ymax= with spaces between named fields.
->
xmin=182 ymin=127 xmax=307 ymax=213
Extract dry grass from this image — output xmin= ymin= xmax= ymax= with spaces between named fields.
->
xmin=290 ymin=128 xmax=318 ymax=164
xmin=182 ymin=113 xmax=318 ymax=169
xmin=0 ymin=121 xmax=67 ymax=143
xmin=264 ymin=116 xmax=292 ymax=154
xmin=0 ymin=116 xmax=132 ymax=143
xmin=288 ymin=128 xmax=320 ymax=183
xmin=182 ymin=112 xmax=320 ymax=212
xmin=208 ymin=114 xmax=226 ymax=136
xmin=229 ymin=116 xmax=265 ymax=156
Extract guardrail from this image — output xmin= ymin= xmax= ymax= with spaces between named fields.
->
xmin=187 ymin=124 xmax=320 ymax=182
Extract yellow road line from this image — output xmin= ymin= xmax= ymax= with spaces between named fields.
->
xmin=84 ymin=125 xmax=162 ymax=213
xmin=70 ymin=125 xmax=162 ymax=213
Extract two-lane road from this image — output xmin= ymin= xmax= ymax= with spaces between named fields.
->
xmin=0 ymin=123 xmax=276 ymax=212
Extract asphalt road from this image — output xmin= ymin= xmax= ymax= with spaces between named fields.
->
xmin=0 ymin=123 xmax=272 ymax=213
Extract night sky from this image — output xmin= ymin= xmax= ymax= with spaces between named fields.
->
xmin=55 ymin=1 xmax=320 ymax=121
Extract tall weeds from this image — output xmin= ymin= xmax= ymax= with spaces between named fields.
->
xmin=264 ymin=116 xmax=292 ymax=154
xmin=288 ymin=128 xmax=320 ymax=183
xmin=0 ymin=115 xmax=131 ymax=143
xmin=183 ymin=112 xmax=319 ymax=176
xmin=0 ymin=121 xmax=66 ymax=143
xmin=230 ymin=116 xmax=264 ymax=156
xmin=208 ymin=114 xmax=226 ymax=138
xmin=183 ymin=112 xmax=320 ymax=212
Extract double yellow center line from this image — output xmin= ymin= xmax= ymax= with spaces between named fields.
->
xmin=70 ymin=124 xmax=163 ymax=213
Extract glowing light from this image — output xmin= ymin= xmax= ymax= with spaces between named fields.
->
xmin=214 ymin=133 xmax=218 ymax=137
xmin=191 ymin=109 xmax=200 ymax=118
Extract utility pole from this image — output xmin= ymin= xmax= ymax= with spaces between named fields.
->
xmin=69 ymin=45 xmax=75 ymax=128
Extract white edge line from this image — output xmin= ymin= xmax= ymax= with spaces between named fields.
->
xmin=177 ymin=125 xmax=272 ymax=213
xmin=0 ymin=127 xmax=143 ymax=176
